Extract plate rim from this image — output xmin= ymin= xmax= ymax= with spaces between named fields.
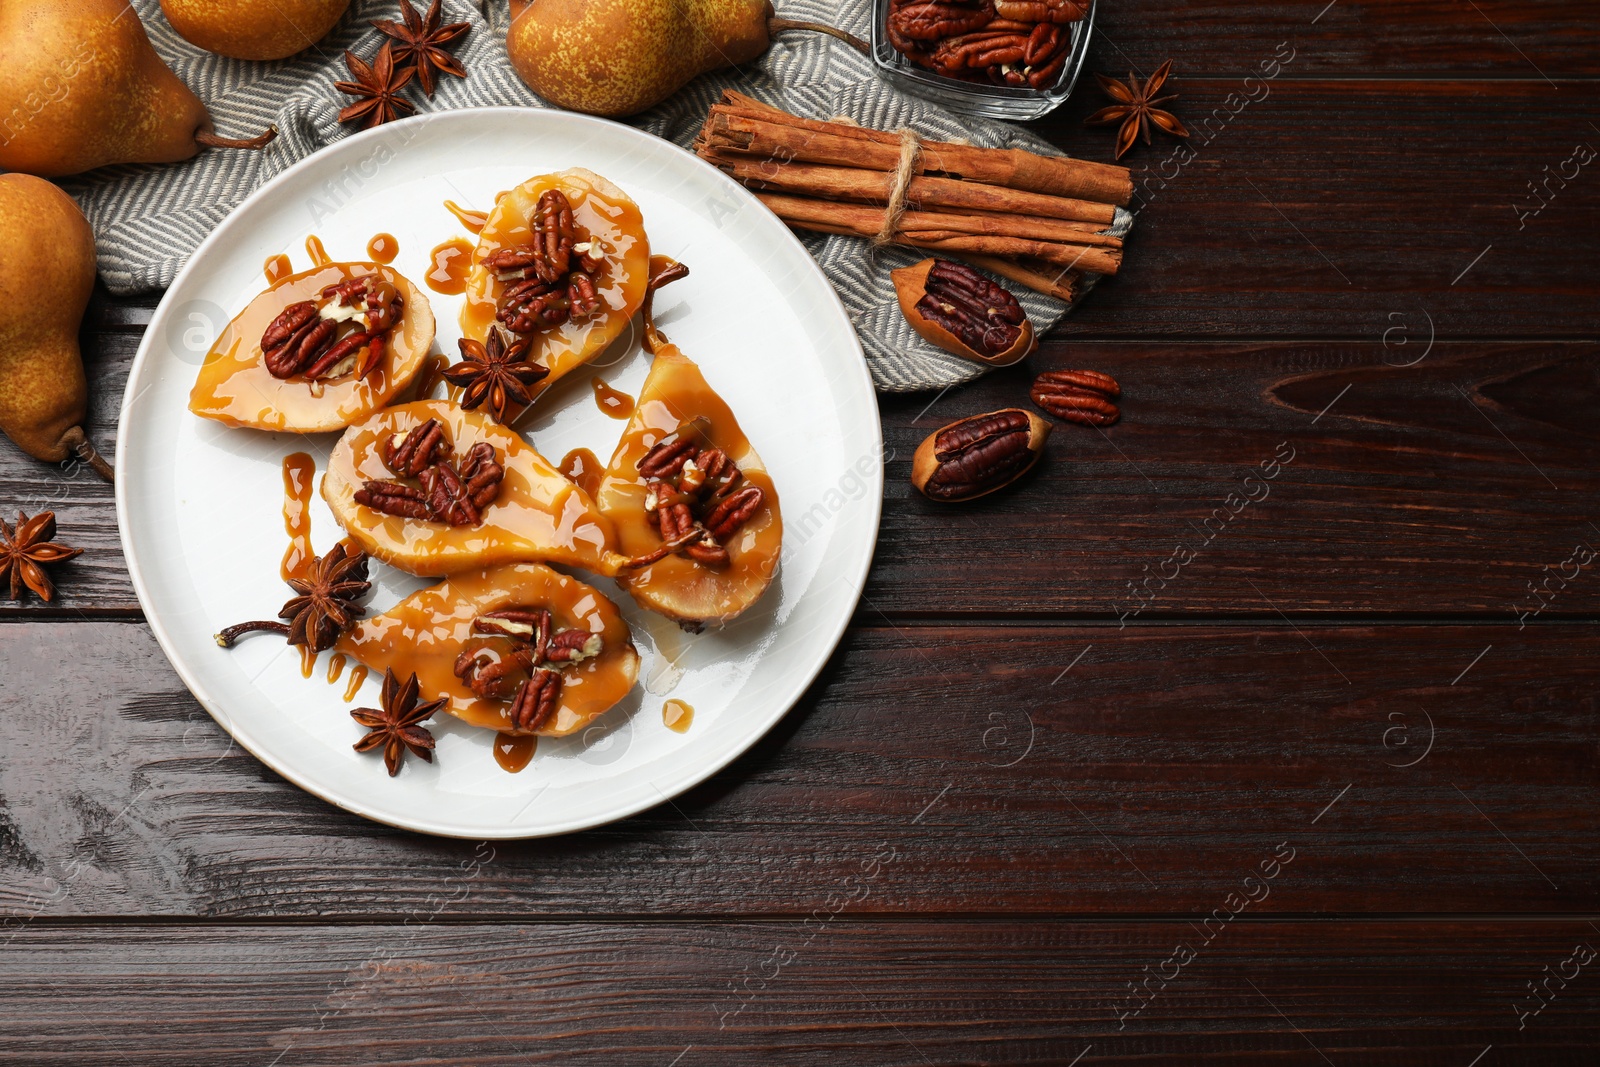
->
xmin=114 ymin=106 xmax=882 ymax=839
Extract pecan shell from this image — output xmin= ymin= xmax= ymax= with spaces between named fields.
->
xmin=892 ymin=259 xmax=1035 ymax=367
xmin=911 ymin=408 xmax=1050 ymax=502
xmin=1030 ymin=369 xmax=1122 ymax=427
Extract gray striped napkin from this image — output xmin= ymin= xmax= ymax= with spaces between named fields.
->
xmin=61 ymin=0 xmax=1129 ymax=392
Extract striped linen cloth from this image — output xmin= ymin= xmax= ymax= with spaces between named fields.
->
xmin=61 ymin=0 xmax=1129 ymax=392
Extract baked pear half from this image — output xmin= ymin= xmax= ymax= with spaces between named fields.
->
xmin=459 ymin=168 xmax=650 ymax=415
xmin=338 ymin=563 xmax=639 ymax=737
xmin=189 ymin=262 xmax=434 ymax=432
xmin=322 ymin=399 xmax=632 ymax=577
xmin=595 ymin=263 xmax=782 ymax=630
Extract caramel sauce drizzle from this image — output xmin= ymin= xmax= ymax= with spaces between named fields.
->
xmin=263 ymin=254 xmax=293 ymax=285
xmin=299 ymin=643 xmax=317 ymax=678
xmin=591 ymin=378 xmax=635 ymax=419
xmin=413 ymin=352 xmax=449 ymax=399
xmin=366 ymin=233 xmax=398 ymax=264
xmin=426 ymin=238 xmax=473 ymax=295
xmin=663 ymin=700 xmax=694 ymax=733
xmin=280 ymin=452 xmax=317 ymax=581
xmin=494 ymin=732 xmax=538 ymax=773
xmin=559 ymin=447 xmax=602 ymax=498
xmin=343 ymin=664 xmax=369 ymax=702
xmin=305 ymin=234 xmax=331 ymax=266
xmin=327 ymin=652 xmax=348 ymax=684
xmin=443 ymin=200 xmax=487 ymax=235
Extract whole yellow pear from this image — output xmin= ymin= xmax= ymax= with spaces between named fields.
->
xmin=0 ymin=0 xmax=274 ymax=177
xmin=160 ymin=0 xmax=351 ymax=61
xmin=508 ymin=0 xmax=775 ymax=117
xmin=0 ymin=175 xmax=113 ymax=480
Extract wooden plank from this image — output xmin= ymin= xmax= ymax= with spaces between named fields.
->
xmin=1041 ymin=80 xmax=1600 ymax=338
xmin=16 ymin=334 xmax=1596 ymax=617
xmin=0 ymin=921 xmax=1595 ymax=1063
xmin=1090 ymin=1 xmax=1600 ymax=76
xmin=1 ymin=621 xmax=1593 ymax=918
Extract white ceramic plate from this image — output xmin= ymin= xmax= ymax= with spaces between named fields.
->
xmin=116 ymin=109 xmax=881 ymax=838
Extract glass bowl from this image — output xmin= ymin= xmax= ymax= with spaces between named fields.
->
xmin=869 ymin=0 xmax=1097 ymax=121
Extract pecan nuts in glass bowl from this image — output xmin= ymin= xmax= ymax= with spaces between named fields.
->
xmin=872 ymin=0 xmax=1097 ymax=121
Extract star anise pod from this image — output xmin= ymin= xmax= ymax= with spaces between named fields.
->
xmin=1084 ymin=59 xmax=1190 ymax=159
xmin=372 ymin=0 xmax=470 ymax=98
xmin=0 ymin=511 xmax=82 ymax=602
xmin=215 ymin=542 xmax=372 ymax=653
xmin=442 ymin=328 xmax=549 ymax=424
xmin=335 ymin=42 xmax=416 ymax=130
xmin=351 ymin=668 xmax=444 ymax=776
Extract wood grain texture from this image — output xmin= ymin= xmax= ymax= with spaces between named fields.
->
xmin=1 ymin=921 xmax=1596 ymax=1064
xmin=16 ymin=334 xmax=1595 ymax=618
xmin=2 ymin=621 xmax=1592 ymax=918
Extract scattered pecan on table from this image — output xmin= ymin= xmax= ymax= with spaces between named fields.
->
xmin=1031 ymin=369 xmax=1121 ymax=427
xmin=911 ymin=408 xmax=1052 ymax=502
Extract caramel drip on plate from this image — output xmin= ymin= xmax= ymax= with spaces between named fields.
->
xmin=366 ymin=233 xmax=398 ymax=264
xmin=299 ymin=643 xmax=317 ymax=678
xmin=280 ymin=452 xmax=317 ymax=581
xmin=305 ymin=234 xmax=330 ymax=266
xmin=591 ymin=377 xmax=635 ymax=419
xmin=327 ymin=652 xmax=348 ymax=684
xmin=426 ymin=238 xmax=473 ymax=295
xmin=343 ymin=664 xmax=369 ymax=702
xmin=494 ymin=732 xmax=538 ymax=773
xmin=559 ymin=447 xmax=602 ymax=498
xmin=263 ymin=254 xmax=292 ymax=285
xmin=443 ymin=200 xmax=487 ymax=235
xmin=663 ymin=700 xmax=694 ymax=733
xmin=413 ymin=353 xmax=449 ymax=399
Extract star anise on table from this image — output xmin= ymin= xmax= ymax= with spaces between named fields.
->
xmin=335 ymin=41 xmax=416 ymax=130
xmin=0 ymin=511 xmax=82 ymax=603
xmin=1084 ymin=59 xmax=1190 ymax=159
xmin=215 ymin=542 xmax=372 ymax=652
xmin=351 ymin=668 xmax=445 ymax=776
xmin=372 ymin=0 xmax=470 ymax=97
xmin=442 ymin=328 xmax=549 ymax=424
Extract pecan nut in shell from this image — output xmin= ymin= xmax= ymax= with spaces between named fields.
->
xmin=892 ymin=259 xmax=1036 ymax=367
xmin=911 ymin=408 xmax=1050 ymax=502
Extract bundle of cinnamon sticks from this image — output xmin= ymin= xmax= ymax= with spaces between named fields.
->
xmin=693 ymin=91 xmax=1132 ymax=301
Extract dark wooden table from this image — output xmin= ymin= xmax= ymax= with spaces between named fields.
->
xmin=4 ymin=3 xmax=1598 ymax=1062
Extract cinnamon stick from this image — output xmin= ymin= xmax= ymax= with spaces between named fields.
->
xmin=705 ymin=91 xmax=1132 ymax=206
xmin=705 ymin=155 xmax=1118 ymax=228
xmin=961 ymin=255 xmax=1081 ymax=303
xmin=757 ymin=193 xmax=1123 ymax=275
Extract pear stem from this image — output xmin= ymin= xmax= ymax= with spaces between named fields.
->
xmin=769 ymin=17 xmax=869 ymax=55
xmin=641 ymin=260 xmax=691 ymax=355
xmin=195 ymin=124 xmax=279 ymax=152
xmin=60 ymin=426 xmax=115 ymax=483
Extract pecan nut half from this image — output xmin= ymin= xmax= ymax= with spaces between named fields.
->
xmin=993 ymin=0 xmax=1089 ymax=24
xmin=1030 ymin=369 xmax=1121 ymax=427
xmin=532 ymin=189 xmax=575 ymax=283
xmin=892 ymin=259 xmax=1036 ymax=367
xmin=260 ymin=273 xmax=402 ymax=382
xmin=911 ymin=408 xmax=1051 ymax=502
xmin=508 ymin=668 xmax=562 ymax=732
xmin=382 ymin=418 xmax=449 ymax=477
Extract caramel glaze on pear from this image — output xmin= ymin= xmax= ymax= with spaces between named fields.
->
xmin=339 ymin=563 xmax=640 ymax=738
xmin=0 ymin=175 xmax=113 ymax=480
xmin=595 ymin=266 xmax=782 ymax=630
xmin=188 ymin=262 xmax=435 ymax=433
xmin=161 ymin=0 xmax=350 ymax=61
xmin=323 ymin=399 xmax=633 ymax=579
xmin=461 ymin=168 xmax=650 ymax=414
xmin=0 ymin=0 xmax=275 ymax=177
